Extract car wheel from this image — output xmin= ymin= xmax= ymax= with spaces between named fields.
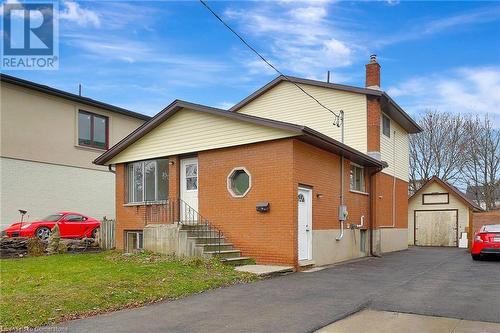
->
xmin=472 ymin=254 xmax=481 ymax=261
xmin=36 ymin=227 xmax=51 ymax=240
xmin=91 ymin=228 xmax=99 ymax=239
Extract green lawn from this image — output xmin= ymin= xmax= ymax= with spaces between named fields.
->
xmin=0 ymin=251 xmax=257 ymax=330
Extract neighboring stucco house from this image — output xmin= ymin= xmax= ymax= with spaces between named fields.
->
xmin=408 ymin=176 xmax=482 ymax=247
xmin=0 ymin=74 xmax=149 ymax=229
xmin=95 ymin=56 xmax=421 ymax=267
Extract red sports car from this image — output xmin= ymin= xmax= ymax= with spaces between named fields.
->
xmin=471 ymin=224 xmax=500 ymax=260
xmin=2 ymin=212 xmax=100 ymax=240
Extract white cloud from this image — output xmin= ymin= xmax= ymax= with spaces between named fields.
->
xmin=60 ymin=1 xmax=100 ymax=28
xmin=388 ymin=66 xmax=500 ymax=126
xmin=379 ymin=5 xmax=500 ymax=47
xmin=224 ymin=2 xmax=359 ymax=80
xmin=214 ymin=101 xmax=235 ymax=110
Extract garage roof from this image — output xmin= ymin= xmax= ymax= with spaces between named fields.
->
xmin=410 ymin=176 xmax=483 ymax=211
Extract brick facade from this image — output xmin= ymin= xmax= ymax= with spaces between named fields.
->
xmin=367 ymin=96 xmax=381 ymax=154
xmin=365 ymin=60 xmax=381 ymax=87
xmin=114 ymin=138 xmax=392 ymax=266
xmin=472 ymin=210 xmax=500 ymax=232
xmin=372 ymin=172 xmax=408 ymax=229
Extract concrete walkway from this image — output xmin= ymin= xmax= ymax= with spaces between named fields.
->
xmin=235 ymin=264 xmax=294 ymax=276
xmin=58 ymin=247 xmax=500 ymax=333
xmin=317 ymin=310 xmax=500 ymax=333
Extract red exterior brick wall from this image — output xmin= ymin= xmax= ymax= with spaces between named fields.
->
xmin=367 ymin=97 xmax=381 ymax=153
xmin=199 ymin=139 xmax=296 ymax=265
xmin=472 ymin=210 xmax=500 ymax=232
xmin=114 ymin=158 xmax=181 ymax=250
xmin=113 ymin=138 xmax=407 ymax=264
xmin=115 ymin=164 xmax=146 ymax=250
xmin=365 ymin=62 xmax=381 ymax=87
xmin=293 ymin=139 xmax=371 ymax=230
xmin=372 ymin=172 xmax=408 ymax=229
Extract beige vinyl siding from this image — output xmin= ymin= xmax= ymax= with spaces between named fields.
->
xmin=408 ymin=181 xmax=470 ymax=245
xmin=108 ymin=108 xmax=298 ymax=164
xmin=380 ymin=113 xmax=409 ymax=181
xmin=0 ymin=82 xmax=145 ymax=170
xmin=236 ymin=81 xmax=368 ymax=153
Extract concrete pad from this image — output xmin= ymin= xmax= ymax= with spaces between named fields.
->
xmin=301 ymin=267 xmax=327 ymax=273
xmin=234 ymin=264 xmax=293 ymax=276
xmin=316 ymin=310 xmax=500 ymax=333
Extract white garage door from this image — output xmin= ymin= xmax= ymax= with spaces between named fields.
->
xmin=415 ymin=210 xmax=458 ymax=247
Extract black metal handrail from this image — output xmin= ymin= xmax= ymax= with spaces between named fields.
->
xmin=144 ymin=199 xmax=223 ymax=255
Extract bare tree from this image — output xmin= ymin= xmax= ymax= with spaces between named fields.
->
xmin=463 ymin=116 xmax=500 ymax=210
xmin=409 ymin=111 xmax=468 ymax=193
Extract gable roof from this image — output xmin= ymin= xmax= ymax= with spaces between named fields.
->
xmin=0 ymin=74 xmax=150 ymax=121
xmin=229 ymin=75 xmax=422 ymax=134
xmin=409 ymin=176 xmax=483 ymax=211
xmin=94 ymin=99 xmax=385 ymax=169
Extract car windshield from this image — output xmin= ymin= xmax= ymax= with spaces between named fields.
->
xmin=43 ymin=214 xmax=63 ymax=222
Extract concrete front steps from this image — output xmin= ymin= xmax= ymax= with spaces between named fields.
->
xmin=180 ymin=224 xmax=252 ymax=266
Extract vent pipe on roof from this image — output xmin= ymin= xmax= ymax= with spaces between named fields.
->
xmin=79 ymin=84 xmax=82 ymax=96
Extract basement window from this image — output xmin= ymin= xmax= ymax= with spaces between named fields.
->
xmin=382 ymin=114 xmax=391 ymax=138
xmin=127 ymin=159 xmax=169 ymax=203
xmin=227 ymin=167 xmax=251 ymax=197
xmin=125 ymin=231 xmax=143 ymax=253
xmin=350 ymin=164 xmax=365 ymax=192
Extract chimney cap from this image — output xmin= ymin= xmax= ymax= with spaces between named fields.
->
xmin=370 ymin=54 xmax=377 ymax=63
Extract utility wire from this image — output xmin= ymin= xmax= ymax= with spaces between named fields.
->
xmin=199 ymin=0 xmax=342 ymax=127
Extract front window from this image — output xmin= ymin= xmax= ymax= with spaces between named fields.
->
xmin=127 ymin=159 xmax=168 ymax=203
xmin=78 ymin=111 xmax=109 ymax=149
xmin=350 ymin=164 xmax=365 ymax=192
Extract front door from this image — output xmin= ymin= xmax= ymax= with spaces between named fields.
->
xmin=298 ymin=187 xmax=312 ymax=261
xmin=180 ymin=157 xmax=199 ymax=221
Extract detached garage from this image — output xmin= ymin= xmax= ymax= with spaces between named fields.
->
xmin=408 ymin=176 xmax=482 ymax=247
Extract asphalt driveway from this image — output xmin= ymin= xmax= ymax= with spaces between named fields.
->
xmin=60 ymin=247 xmax=500 ymax=333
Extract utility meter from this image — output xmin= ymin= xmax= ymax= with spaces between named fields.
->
xmin=338 ymin=205 xmax=348 ymax=221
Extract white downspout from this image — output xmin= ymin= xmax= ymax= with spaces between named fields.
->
xmin=336 ymin=110 xmax=346 ymax=241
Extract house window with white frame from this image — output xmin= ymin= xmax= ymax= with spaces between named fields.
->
xmin=125 ymin=231 xmax=143 ymax=253
xmin=350 ymin=164 xmax=365 ymax=192
xmin=127 ymin=159 xmax=168 ymax=203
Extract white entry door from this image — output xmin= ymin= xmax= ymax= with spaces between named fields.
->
xmin=180 ymin=157 xmax=199 ymax=221
xmin=298 ymin=187 xmax=312 ymax=261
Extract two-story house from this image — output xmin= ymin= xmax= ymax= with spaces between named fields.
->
xmin=94 ymin=56 xmax=421 ymax=268
xmin=0 ymin=74 xmax=149 ymax=229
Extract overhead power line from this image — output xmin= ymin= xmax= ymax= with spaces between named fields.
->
xmin=199 ymin=0 xmax=342 ymax=127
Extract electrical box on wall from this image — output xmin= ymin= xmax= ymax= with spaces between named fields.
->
xmin=338 ymin=205 xmax=348 ymax=221
xmin=256 ymin=202 xmax=270 ymax=213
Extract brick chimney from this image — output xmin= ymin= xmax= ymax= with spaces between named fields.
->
xmin=365 ymin=54 xmax=381 ymax=89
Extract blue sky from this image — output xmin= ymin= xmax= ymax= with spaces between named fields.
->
xmin=2 ymin=0 xmax=500 ymax=124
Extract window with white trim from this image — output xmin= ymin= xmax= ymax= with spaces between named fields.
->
xmin=350 ymin=164 xmax=365 ymax=192
xmin=127 ymin=159 xmax=168 ymax=203
xmin=125 ymin=231 xmax=143 ymax=253
xmin=227 ymin=167 xmax=251 ymax=197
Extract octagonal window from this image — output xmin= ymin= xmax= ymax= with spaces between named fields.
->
xmin=227 ymin=168 xmax=251 ymax=197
